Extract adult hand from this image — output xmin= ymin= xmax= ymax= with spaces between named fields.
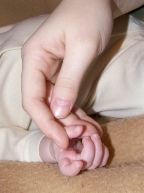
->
xmin=21 ymin=0 xmax=113 ymax=148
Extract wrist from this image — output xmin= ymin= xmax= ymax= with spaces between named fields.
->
xmin=39 ymin=136 xmax=57 ymax=163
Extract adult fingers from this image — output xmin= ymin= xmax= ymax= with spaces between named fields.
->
xmin=21 ymin=57 xmax=69 ymax=149
xmin=50 ymin=38 xmax=99 ymax=119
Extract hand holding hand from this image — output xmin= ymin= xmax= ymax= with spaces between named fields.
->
xmin=39 ymin=103 xmax=109 ymax=176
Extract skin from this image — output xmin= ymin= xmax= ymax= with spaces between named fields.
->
xmin=40 ymin=126 xmax=109 ymax=176
xmin=39 ymin=83 xmax=109 ymax=176
xmin=21 ymin=0 xmax=144 ymax=149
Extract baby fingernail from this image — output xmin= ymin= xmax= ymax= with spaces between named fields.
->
xmin=74 ymin=126 xmax=83 ymax=132
xmin=51 ymin=99 xmax=71 ymax=118
xmin=75 ymin=162 xmax=83 ymax=168
xmin=84 ymin=136 xmax=90 ymax=141
xmin=93 ymin=134 xmax=100 ymax=140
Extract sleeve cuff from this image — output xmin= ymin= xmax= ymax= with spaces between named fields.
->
xmin=24 ymin=130 xmax=45 ymax=162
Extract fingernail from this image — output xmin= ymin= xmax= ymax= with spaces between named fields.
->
xmin=93 ymin=134 xmax=100 ymax=140
xmin=51 ymin=99 xmax=71 ymax=118
xmin=74 ymin=126 xmax=83 ymax=132
xmin=85 ymin=136 xmax=90 ymax=140
xmin=75 ymin=162 xmax=83 ymax=168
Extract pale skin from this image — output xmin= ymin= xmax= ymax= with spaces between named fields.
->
xmin=39 ymin=83 xmax=109 ymax=176
xmin=40 ymin=118 xmax=109 ymax=176
xmin=40 ymin=130 xmax=109 ymax=176
xmin=21 ymin=0 xmax=144 ymax=149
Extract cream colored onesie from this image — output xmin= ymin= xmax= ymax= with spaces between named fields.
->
xmin=0 ymin=14 xmax=144 ymax=162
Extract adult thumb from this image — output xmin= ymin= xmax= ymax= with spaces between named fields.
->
xmin=50 ymin=42 xmax=97 ymax=118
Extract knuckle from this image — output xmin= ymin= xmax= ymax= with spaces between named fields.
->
xmin=57 ymin=77 xmax=78 ymax=95
xmin=75 ymin=31 xmax=102 ymax=57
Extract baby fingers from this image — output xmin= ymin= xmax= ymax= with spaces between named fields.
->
xmin=75 ymin=136 xmax=95 ymax=169
xmin=75 ymin=134 xmax=107 ymax=170
xmin=58 ymin=151 xmax=83 ymax=176
xmin=88 ymin=134 xmax=103 ymax=170
xmin=99 ymin=144 xmax=109 ymax=167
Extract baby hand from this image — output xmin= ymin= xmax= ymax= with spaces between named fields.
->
xmin=53 ymin=127 xmax=109 ymax=176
